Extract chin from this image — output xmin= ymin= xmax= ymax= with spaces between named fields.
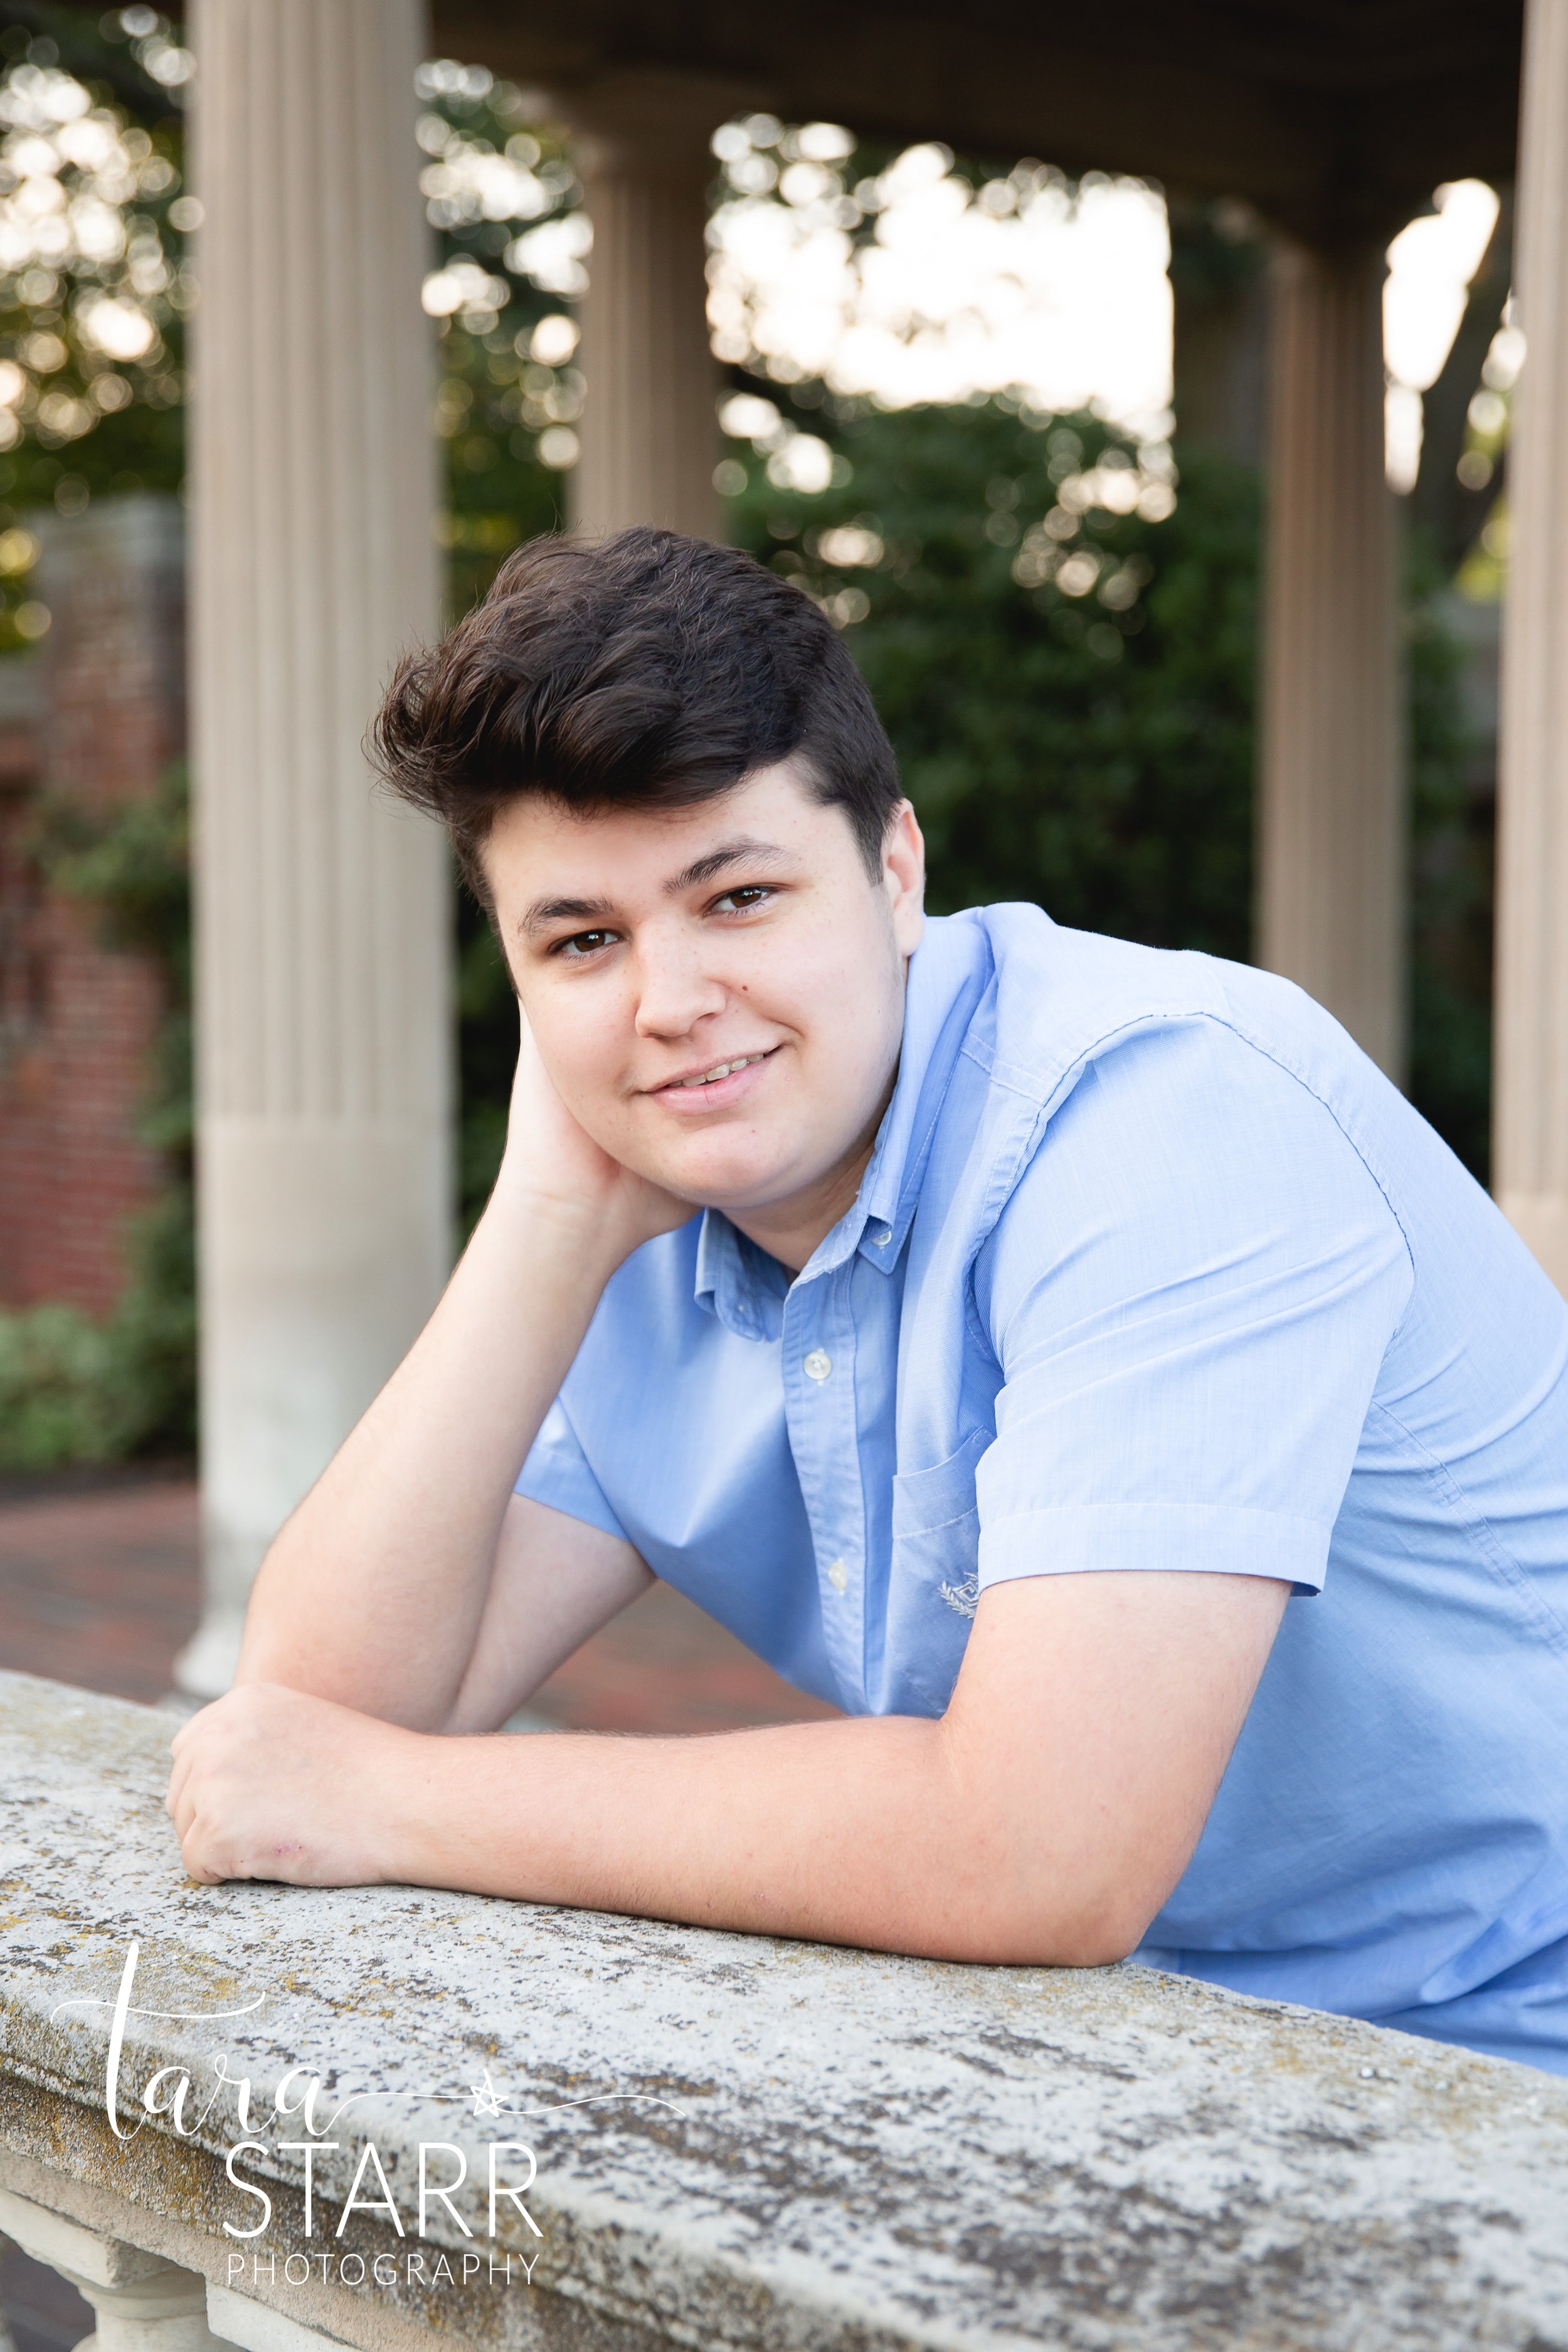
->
xmin=658 ymin=1137 xmax=803 ymax=1213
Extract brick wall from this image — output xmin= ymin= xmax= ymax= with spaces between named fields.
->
xmin=0 ymin=496 xmax=186 ymax=1315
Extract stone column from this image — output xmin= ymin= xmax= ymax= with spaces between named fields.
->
xmin=568 ymin=77 xmax=724 ymax=539
xmin=1495 ymin=0 xmax=1568 ymax=1295
xmin=1258 ymin=242 xmax=1406 ymax=1079
xmin=179 ymin=0 xmax=451 ymax=1696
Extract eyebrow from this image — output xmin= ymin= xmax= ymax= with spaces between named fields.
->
xmin=517 ymin=839 xmax=793 ymax=940
xmin=519 ymin=893 xmax=615 ymax=940
xmin=662 ymin=837 xmax=792 ymax=894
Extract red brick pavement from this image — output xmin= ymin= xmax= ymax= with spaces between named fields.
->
xmin=0 ymin=1477 xmax=840 ymax=1731
xmin=0 ymin=1475 xmax=201 ymax=1705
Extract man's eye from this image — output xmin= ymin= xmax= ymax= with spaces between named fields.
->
xmin=712 ymin=886 xmax=773 ymax=913
xmin=555 ymin=930 xmax=615 ymax=958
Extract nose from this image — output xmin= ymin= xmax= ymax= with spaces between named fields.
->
xmin=632 ymin=926 xmax=728 ymax=1041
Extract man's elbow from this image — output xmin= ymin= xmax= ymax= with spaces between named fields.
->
xmin=961 ymin=1891 xmax=1152 ymax=1970
xmin=936 ymin=1836 xmax=1163 ymax=1969
xmin=1037 ymin=1894 xmax=1152 ymax=1969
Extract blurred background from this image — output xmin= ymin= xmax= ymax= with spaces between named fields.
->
xmin=0 ymin=5 xmax=1529 ymax=1806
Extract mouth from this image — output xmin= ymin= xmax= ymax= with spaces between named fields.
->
xmin=644 ymin=1045 xmax=781 ymax=1111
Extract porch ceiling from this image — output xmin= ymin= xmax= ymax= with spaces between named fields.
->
xmin=432 ymin=1 xmax=1522 ymax=243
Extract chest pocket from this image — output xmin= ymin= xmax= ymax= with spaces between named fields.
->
xmin=887 ymin=1426 xmax=993 ymax=1710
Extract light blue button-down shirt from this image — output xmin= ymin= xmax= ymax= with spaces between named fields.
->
xmin=519 ymin=905 xmax=1568 ymax=2072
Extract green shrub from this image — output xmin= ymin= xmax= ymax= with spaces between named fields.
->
xmin=0 ymin=1301 xmax=123 ymax=1471
xmin=1 ymin=759 xmax=195 ymax=1471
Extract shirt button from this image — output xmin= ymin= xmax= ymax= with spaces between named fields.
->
xmin=803 ymin=1348 xmax=832 ymax=1382
xmin=827 ymin=1559 xmax=849 ymax=1591
xmin=873 ymin=1228 xmax=891 ymax=1248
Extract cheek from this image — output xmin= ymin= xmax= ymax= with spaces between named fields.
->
xmin=792 ymin=926 xmax=903 ymax=1058
xmin=526 ymin=988 xmax=623 ymax=1113
xmin=753 ymin=901 xmax=888 ymax=1024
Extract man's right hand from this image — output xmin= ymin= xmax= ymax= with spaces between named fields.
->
xmin=497 ymin=1000 xmax=692 ymax=1266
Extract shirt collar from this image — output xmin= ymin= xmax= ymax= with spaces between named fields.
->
xmin=850 ymin=911 xmax=993 ymax=1268
xmin=692 ymin=913 xmax=993 ymax=1338
xmin=693 ymin=1205 xmax=790 ymax=1340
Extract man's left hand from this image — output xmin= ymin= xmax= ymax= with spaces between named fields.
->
xmin=166 ymin=1683 xmax=419 ymax=1887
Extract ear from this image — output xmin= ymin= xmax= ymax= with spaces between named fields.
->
xmin=882 ymin=801 xmax=926 ymax=957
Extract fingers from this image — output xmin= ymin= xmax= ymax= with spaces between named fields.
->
xmin=174 ymin=1776 xmax=236 ymax=1883
xmin=163 ymin=1689 xmax=292 ymax=1887
xmin=165 ymin=1712 xmax=230 ymax=1875
xmin=167 ymin=1771 xmax=203 ymax=1857
xmin=179 ymin=1828 xmax=226 ymax=1886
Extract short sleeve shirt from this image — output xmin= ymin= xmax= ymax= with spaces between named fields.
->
xmin=518 ymin=906 xmax=1568 ymax=2065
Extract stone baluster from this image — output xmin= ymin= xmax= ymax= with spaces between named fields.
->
xmin=0 ymin=2193 xmax=224 ymax=2352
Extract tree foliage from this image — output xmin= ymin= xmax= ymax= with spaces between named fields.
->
xmin=0 ymin=6 xmax=190 ymax=645
xmin=413 ymin=58 xmax=585 ymax=618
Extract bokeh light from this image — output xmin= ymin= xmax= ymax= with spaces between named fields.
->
xmin=707 ymin=119 xmax=1174 ymax=439
xmin=1383 ymin=179 xmax=1501 ymax=492
xmin=0 ymin=28 xmax=189 ymax=472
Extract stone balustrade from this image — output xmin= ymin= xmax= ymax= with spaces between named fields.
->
xmin=2 ymin=1667 xmax=1567 ymax=2350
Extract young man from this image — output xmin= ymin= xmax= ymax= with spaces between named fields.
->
xmin=168 ymin=529 xmax=1568 ymax=2074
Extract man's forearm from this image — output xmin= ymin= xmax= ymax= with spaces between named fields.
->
xmin=373 ymin=1712 xmax=1117 ymax=1967
xmin=172 ymin=1576 xmax=1276 ymax=1962
xmin=237 ymin=1178 xmax=626 ymax=1730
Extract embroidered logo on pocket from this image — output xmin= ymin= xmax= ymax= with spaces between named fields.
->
xmin=938 ymin=1574 xmax=978 ymax=1619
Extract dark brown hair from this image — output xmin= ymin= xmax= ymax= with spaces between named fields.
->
xmin=371 ymin=527 xmax=903 ymax=899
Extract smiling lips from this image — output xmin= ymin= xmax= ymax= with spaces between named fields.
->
xmin=646 ymin=1046 xmax=778 ymax=1105
xmin=675 ymin=1052 xmax=768 ymax=1089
